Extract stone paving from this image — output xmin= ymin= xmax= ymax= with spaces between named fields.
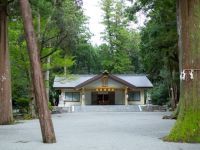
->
xmin=73 ymin=105 xmax=141 ymax=112
xmin=0 ymin=112 xmax=200 ymax=150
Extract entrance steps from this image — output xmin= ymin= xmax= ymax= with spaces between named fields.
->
xmin=70 ymin=105 xmax=141 ymax=112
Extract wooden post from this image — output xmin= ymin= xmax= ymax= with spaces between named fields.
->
xmin=124 ymin=87 xmax=128 ymax=105
xmin=19 ymin=0 xmax=56 ymax=143
xmin=81 ymin=88 xmax=85 ymax=105
xmin=0 ymin=2 xmax=13 ymax=125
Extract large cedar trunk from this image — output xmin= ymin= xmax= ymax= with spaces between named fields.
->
xmin=0 ymin=2 xmax=13 ymax=125
xmin=166 ymin=0 xmax=200 ymax=142
xmin=19 ymin=0 xmax=56 ymax=143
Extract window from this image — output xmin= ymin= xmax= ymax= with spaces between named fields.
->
xmin=65 ymin=92 xmax=80 ymax=102
xmin=128 ymin=91 xmax=141 ymax=101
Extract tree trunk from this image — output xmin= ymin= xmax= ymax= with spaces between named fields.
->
xmin=45 ymin=56 xmax=50 ymax=101
xmin=29 ymin=70 xmax=37 ymax=118
xmin=0 ymin=2 xmax=13 ymax=125
xmin=19 ymin=0 xmax=56 ymax=143
xmin=166 ymin=0 xmax=200 ymax=142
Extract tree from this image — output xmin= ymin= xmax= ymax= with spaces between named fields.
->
xmin=100 ymin=0 xmax=140 ymax=73
xmin=71 ymin=41 xmax=101 ymax=74
xmin=8 ymin=16 xmax=38 ymax=117
xmin=0 ymin=1 xmax=13 ymax=125
xmin=128 ymin=0 xmax=179 ymax=107
xmin=7 ymin=0 xmax=89 ymax=116
xmin=19 ymin=0 xmax=56 ymax=143
xmin=166 ymin=0 xmax=200 ymax=142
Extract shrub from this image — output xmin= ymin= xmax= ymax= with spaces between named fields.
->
xmin=48 ymin=102 xmax=53 ymax=111
xmin=150 ymin=83 xmax=169 ymax=105
xmin=15 ymin=98 xmax=30 ymax=113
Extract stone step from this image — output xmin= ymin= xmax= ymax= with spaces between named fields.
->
xmin=72 ymin=105 xmax=141 ymax=112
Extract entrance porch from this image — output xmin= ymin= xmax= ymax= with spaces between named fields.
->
xmin=91 ymin=92 xmax=115 ymax=105
xmin=58 ymin=87 xmax=145 ymax=107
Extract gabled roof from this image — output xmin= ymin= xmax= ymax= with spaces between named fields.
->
xmin=53 ymin=73 xmax=153 ymax=89
xmin=115 ymin=75 xmax=153 ymax=88
xmin=75 ymin=73 xmax=137 ymax=89
xmin=53 ymin=75 xmax=95 ymax=88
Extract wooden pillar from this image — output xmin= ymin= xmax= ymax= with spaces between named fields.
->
xmin=58 ymin=90 xmax=65 ymax=107
xmin=81 ymin=88 xmax=85 ymax=105
xmin=19 ymin=0 xmax=56 ymax=143
xmin=124 ymin=87 xmax=128 ymax=105
xmin=140 ymin=90 xmax=145 ymax=105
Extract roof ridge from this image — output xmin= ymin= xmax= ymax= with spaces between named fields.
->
xmin=115 ymin=74 xmax=147 ymax=76
xmin=55 ymin=74 xmax=96 ymax=77
xmin=55 ymin=74 xmax=147 ymax=76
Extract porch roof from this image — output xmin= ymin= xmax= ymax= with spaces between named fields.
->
xmin=53 ymin=74 xmax=153 ymax=89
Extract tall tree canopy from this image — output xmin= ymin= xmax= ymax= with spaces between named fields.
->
xmin=128 ymin=0 xmax=179 ymax=107
xmin=8 ymin=0 xmax=90 ymax=110
xmin=100 ymin=0 xmax=140 ymax=73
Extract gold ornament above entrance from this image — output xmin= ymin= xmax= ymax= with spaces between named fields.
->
xmin=96 ymin=86 xmax=115 ymax=92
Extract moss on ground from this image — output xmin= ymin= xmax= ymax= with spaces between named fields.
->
xmin=164 ymin=110 xmax=200 ymax=143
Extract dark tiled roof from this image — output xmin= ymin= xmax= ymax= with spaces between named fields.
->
xmin=53 ymin=74 xmax=153 ymax=89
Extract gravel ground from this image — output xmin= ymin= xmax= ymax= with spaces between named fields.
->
xmin=0 ymin=112 xmax=200 ymax=150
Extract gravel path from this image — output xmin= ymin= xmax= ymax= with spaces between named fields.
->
xmin=0 ymin=112 xmax=200 ymax=150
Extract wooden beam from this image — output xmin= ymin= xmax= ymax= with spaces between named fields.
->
xmin=125 ymin=87 xmax=128 ymax=105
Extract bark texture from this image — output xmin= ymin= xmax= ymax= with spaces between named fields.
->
xmin=29 ymin=74 xmax=37 ymax=118
xmin=0 ymin=2 xmax=13 ymax=125
xmin=166 ymin=0 xmax=200 ymax=142
xmin=19 ymin=0 xmax=56 ymax=143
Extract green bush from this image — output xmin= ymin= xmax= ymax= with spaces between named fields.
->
xmin=23 ymin=114 xmax=33 ymax=120
xmin=150 ymin=83 xmax=169 ymax=105
xmin=48 ymin=102 xmax=53 ymax=111
xmin=15 ymin=98 xmax=30 ymax=113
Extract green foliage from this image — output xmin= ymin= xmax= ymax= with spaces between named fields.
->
xmin=8 ymin=0 xmax=91 ymax=107
xmin=48 ymin=102 xmax=53 ymax=111
xmin=23 ymin=114 xmax=33 ymax=120
xmin=150 ymin=83 xmax=169 ymax=105
xmin=72 ymin=44 xmax=101 ymax=74
xmin=100 ymin=0 xmax=140 ymax=73
xmin=128 ymin=0 xmax=179 ymax=105
xmin=15 ymin=98 xmax=30 ymax=114
xmin=9 ymin=18 xmax=30 ymax=109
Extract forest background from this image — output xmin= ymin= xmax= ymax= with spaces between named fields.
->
xmin=8 ymin=0 xmax=178 ymax=114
